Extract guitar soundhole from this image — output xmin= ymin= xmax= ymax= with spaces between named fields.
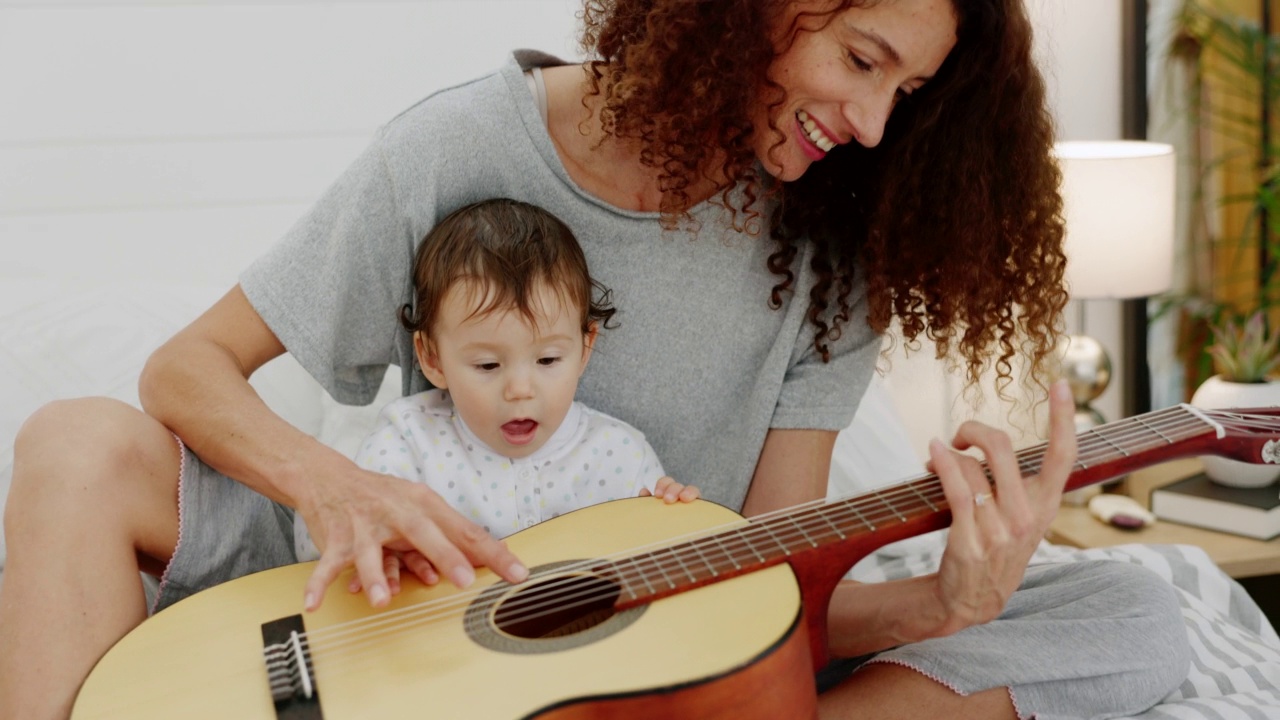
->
xmin=494 ymin=573 xmax=620 ymax=639
xmin=464 ymin=559 xmax=646 ymax=655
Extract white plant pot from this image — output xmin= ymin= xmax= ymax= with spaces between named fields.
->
xmin=1190 ymin=375 xmax=1280 ymax=488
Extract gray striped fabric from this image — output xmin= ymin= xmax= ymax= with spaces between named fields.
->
xmin=849 ymin=536 xmax=1280 ymax=718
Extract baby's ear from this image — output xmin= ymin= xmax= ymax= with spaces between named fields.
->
xmin=415 ymin=332 xmax=448 ymax=388
xmin=581 ymin=322 xmax=599 ymax=364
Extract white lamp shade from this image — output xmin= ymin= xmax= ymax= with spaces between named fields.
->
xmin=1054 ymin=140 xmax=1176 ymax=299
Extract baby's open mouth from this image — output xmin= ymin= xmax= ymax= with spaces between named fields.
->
xmin=502 ymin=419 xmax=538 ymax=445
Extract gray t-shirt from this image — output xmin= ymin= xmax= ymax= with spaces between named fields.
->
xmin=240 ymin=50 xmax=880 ymax=511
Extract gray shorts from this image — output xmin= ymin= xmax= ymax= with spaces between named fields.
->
xmin=819 ymin=560 xmax=1190 ymax=719
xmin=156 ymin=441 xmax=1189 ymax=719
xmin=151 ymin=439 xmax=297 ymax=614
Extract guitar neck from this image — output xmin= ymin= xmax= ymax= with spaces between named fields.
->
xmin=607 ymin=403 xmax=1275 ymax=610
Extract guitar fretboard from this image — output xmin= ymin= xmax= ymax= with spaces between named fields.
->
xmin=603 ymin=404 xmax=1225 ymax=607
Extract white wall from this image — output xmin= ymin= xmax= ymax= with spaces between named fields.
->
xmin=1030 ymin=0 xmax=1129 ymax=430
xmin=0 ymin=0 xmax=1128 ymax=458
xmin=0 ymin=0 xmax=582 ymax=285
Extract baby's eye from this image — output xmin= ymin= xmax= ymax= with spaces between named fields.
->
xmin=537 ymin=356 xmax=562 ymax=366
xmin=475 ymin=362 xmax=499 ymax=371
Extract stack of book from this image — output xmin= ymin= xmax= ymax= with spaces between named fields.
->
xmin=1151 ymin=473 xmax=1280 ymax=540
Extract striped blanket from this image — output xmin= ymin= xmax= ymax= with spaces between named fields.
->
xmin=851 ymin=535 xmax=1280 ymax=719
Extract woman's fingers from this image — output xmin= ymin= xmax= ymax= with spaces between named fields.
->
xmin=930 ymin=438 xmax=983 ymax=533
xmin=354 ymin=539 xmax=391 ymax=608
xmin=304 ymin=537 xmax=352 ymax=612
xmin=1040 ymin=379 xmax=1078 ymax=497
xmin=398 ymin=502 xmax=528 ymax=589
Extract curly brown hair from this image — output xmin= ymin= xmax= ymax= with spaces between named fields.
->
xmin=580 ymin=0 xmax=1067 ymax=391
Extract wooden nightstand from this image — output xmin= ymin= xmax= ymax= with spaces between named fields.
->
xmin=1047 ymin=458 xmax=1280 ymax=579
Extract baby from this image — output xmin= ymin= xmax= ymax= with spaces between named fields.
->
xmin=296 ymin=198 xmax=697 ymax=566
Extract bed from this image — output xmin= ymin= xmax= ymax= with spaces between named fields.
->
xmin=2 ymin=279 xmax=1278 ymax=718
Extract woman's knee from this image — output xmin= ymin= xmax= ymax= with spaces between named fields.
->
xmin=10 ymin=397 xmax=180 ymax=518
xmin=1081 ymin=561 xmax=1191 ymax=700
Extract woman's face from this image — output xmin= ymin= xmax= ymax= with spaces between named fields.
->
xmin=754 ymin=0 xmax=959 ymax=181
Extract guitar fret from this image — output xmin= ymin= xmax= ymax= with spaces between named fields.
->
xmin=687 ymin=538 xmax=719 ymax=580
xmin=621 ymin=575 xmax=639 ymax=600
xmin=819 ymin=511 xmax=847 ymax=539
xmin=1090 ymin=427 xmax=1131 ymax=456
xmin=741 ymin=528 xmax=767 ymax=563
xmin=790 ymin=516 xmax=818 ymax=547
xmin=609 ymin=558 xmax=640 ymax=600
xmin=876 ymin=492 xmax=907 ymax=523
xmin=849 ymin=502 xmax=876 ymax=531
xmin=654 ymin=559 xmax=677 ymax=590
xmin=909 ymin=483 xmax=937 ymax=511
xmin=630 ymin=556 xmax=656 ymax=596
xmin=759 ymin=522 xmax=792 ymax=556
xmin=668 ymin=548 xmax=698 ymax=584
xmin=711 ymin=533 xmax=742 ymax=570
xmin=1136 ymin=415 xmax=1175 ymax=444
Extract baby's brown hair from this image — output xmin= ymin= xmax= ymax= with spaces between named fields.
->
xmin=400 ymin=199 xmax=617 ymax=339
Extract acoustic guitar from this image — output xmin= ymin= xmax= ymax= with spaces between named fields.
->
xmin=70 ymin=405 xmax=1280 ymax=719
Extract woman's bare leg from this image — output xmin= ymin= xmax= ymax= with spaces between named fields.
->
xmin=819 ymin=662 xmax=1017 ymax=720
xmin=0 ymin=398 xmax=182 ymax=720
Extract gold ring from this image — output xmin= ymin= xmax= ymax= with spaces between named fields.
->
xmin=974 ymin=492 xmax=993 ymax=507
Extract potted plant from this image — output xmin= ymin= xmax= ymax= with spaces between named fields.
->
xmin=1153 ymin=0 xmax=1277 ymax=448
xmin=1190 ymin=311 xmax=1280 ymax=486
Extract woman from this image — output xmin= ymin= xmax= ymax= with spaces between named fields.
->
xmin=0 ymin=0 xmax=1189 ymax=718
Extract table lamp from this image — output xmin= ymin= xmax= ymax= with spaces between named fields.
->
xmin=1054 ymin=140 xmax=1176 ymax=430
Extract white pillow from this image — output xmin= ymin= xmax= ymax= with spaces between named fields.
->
xmin=829 ymin=373 xmax=923 ymax=498
xmin=0 ymin=280 xmax=330 ymax=572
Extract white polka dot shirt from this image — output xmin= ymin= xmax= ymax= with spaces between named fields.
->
xmin=295 ymin=388 xmax=665 ymax=560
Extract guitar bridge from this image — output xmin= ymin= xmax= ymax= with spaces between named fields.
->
xmin=261 ymin=614 xmax=324 ymax=718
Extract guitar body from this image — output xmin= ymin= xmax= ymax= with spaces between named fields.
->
xmin=72 ymin=498 xmax=816 ymax=720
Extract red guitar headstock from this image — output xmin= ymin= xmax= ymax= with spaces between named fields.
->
xmin=1198 ymin=407 xmax=1280 ymax=464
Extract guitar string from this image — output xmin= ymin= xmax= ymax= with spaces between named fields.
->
xmin=304 ymin=409 xmax=1254 ymax=676
xmin=304 ymin=420 xmax=1213 ymax=666
xmin=301 ymin=405 xmax=1207 ymax=646
xmin=293 ymin=408 xmax=1222 ymax=669
xmin=303 ymin=406 xmax=1211 ymax=646
xmin=302 ymin=411 xmax=1217 ymax=666
xmin=296 ymin=407 xmax=1212 ymax=658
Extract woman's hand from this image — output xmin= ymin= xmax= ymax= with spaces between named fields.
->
xmin=926 ymin=379 xmax=1077 ymax=632
xmin=640 ymin=476 xmax=701 ymax=503
xmin=296 ymin=461 xmax=528 ymax=612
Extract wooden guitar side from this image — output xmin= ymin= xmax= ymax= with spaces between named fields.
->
xmin=72 ymin=498 xmax=815 ymax=720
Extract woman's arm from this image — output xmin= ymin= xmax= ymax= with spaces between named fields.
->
xmin=742 ymin=382 xmax=1077 ymax=659
xmin=139 ymin=285 xmax=527 ymax=610
xmin=740 ymin=428 xmax=837 ymax=518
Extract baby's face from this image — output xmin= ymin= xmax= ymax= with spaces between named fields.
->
xmin=419 ymin=282 xmax=593 ymax=459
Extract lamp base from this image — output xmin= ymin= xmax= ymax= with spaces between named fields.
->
xmin=1058 ymin=334 xmax=1122 ymax=504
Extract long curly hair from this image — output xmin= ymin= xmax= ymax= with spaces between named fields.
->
xmin=580 ymin=0 xmax=1067 ymax=392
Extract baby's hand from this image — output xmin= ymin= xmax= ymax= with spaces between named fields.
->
xmin=640 ymin=476 xmax=701 ymax=504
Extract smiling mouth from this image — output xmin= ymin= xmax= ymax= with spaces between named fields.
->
xmin=797 ymin=110 xmax=837 ymax=151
